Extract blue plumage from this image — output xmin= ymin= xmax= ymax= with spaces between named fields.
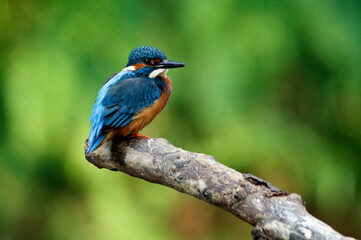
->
xmin=87 ymin=46 xmax=185 ymax=153
xmin=102 ymin=76 xmax=163 ymax=125
xmin=87 ymin=71 xmax=129 ymax=153
xmin=87 ymin=70 xmax=162 ymax=153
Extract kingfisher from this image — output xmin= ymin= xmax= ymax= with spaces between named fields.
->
xmin=86 ymin=46 xmax=185 ymax=153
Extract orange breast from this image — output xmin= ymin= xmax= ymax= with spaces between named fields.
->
xmin=115 ymin=75 xmax=172 ymax=136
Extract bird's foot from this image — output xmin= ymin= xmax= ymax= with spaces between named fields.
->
xmin=129 ymin=133 xmax=150 ymax=138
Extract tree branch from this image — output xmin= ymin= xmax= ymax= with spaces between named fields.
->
xmin=84 ymin=137 xmax=355 ymax=240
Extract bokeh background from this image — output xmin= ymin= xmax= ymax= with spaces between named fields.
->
xmin=1 ymin=0 xmax=361 ymax=239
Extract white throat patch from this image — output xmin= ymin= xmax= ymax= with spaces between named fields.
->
xmin=122 ymin=66 xmax=136 ymax=71
xmin=149 ymin=68 xmax=168 ymax=78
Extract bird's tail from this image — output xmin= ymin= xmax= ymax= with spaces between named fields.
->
xmin=87 ymin=133 xmax=106 ymax=154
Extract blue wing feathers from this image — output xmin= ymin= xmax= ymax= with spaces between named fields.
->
xmin=119 ymin=115 xmax=133 ymax=127
xmin=103 ymin=105 xmax=119 ymax=116
xmin=111 ymin=114 xmax=126 ymax=127
xmin=110 ymin=113 xmax=128 ymax=127
xmin=87 ymin=133 xmax=105 ymax=153
xmin=87 ymin=71 xmax=162 ymax=153
xmin=105 ymin=111 xmax=124 ymax=126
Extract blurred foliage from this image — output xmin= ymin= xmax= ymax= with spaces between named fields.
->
xmin=1 ymin=0 xmax=361 ymax=239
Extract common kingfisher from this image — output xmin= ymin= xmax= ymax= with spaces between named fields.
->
xmin=87 ymin=46 xmax=185 ymax=153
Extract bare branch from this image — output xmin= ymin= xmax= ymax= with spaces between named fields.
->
xmin=84 ymin=137 xmax=355 ymax=240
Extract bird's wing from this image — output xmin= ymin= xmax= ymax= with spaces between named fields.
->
xmin=101 ymin=77 xmax=162 ymax=128
xmin=88 ymin=72 xmax=162 ymax=153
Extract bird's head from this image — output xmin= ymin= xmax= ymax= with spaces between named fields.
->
xmin=125 ymin=46 xmax=185 ymax=78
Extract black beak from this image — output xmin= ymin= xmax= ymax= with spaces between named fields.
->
xmin=155 ymin=59 xmax=185 ymax=69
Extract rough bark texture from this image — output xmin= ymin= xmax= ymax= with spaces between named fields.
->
xmin=84 ymin=137 xmax=355 ymax=240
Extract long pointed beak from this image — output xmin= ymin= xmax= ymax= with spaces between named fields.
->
xmin=155 ymin=59 xmax=185 ymax=69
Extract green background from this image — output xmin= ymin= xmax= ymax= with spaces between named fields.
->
xmin=1 ymin=0 xmax=360 ymax=239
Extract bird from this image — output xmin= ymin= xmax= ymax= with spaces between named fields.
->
xmin=86 ymin=46 xmax=185 ymax=153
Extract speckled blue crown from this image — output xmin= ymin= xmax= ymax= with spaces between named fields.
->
xmin=126 ymin=46 xmax=167 ymax=66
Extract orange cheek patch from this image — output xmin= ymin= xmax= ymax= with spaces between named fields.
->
xmin=133 ymin=63 xmax=148 ymax=70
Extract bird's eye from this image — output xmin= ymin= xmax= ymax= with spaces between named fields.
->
xmin=144 ymin=59 xmax=156 ymax=65
xmin=144 ymin=59 xmax=154 ymax=65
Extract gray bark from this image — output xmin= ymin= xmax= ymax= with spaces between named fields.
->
xmin=84 ymin=137 xmax=355 ymax=240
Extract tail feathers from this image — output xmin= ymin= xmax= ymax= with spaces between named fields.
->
xmin=87 ymin=134 xmax=106 ymax=153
